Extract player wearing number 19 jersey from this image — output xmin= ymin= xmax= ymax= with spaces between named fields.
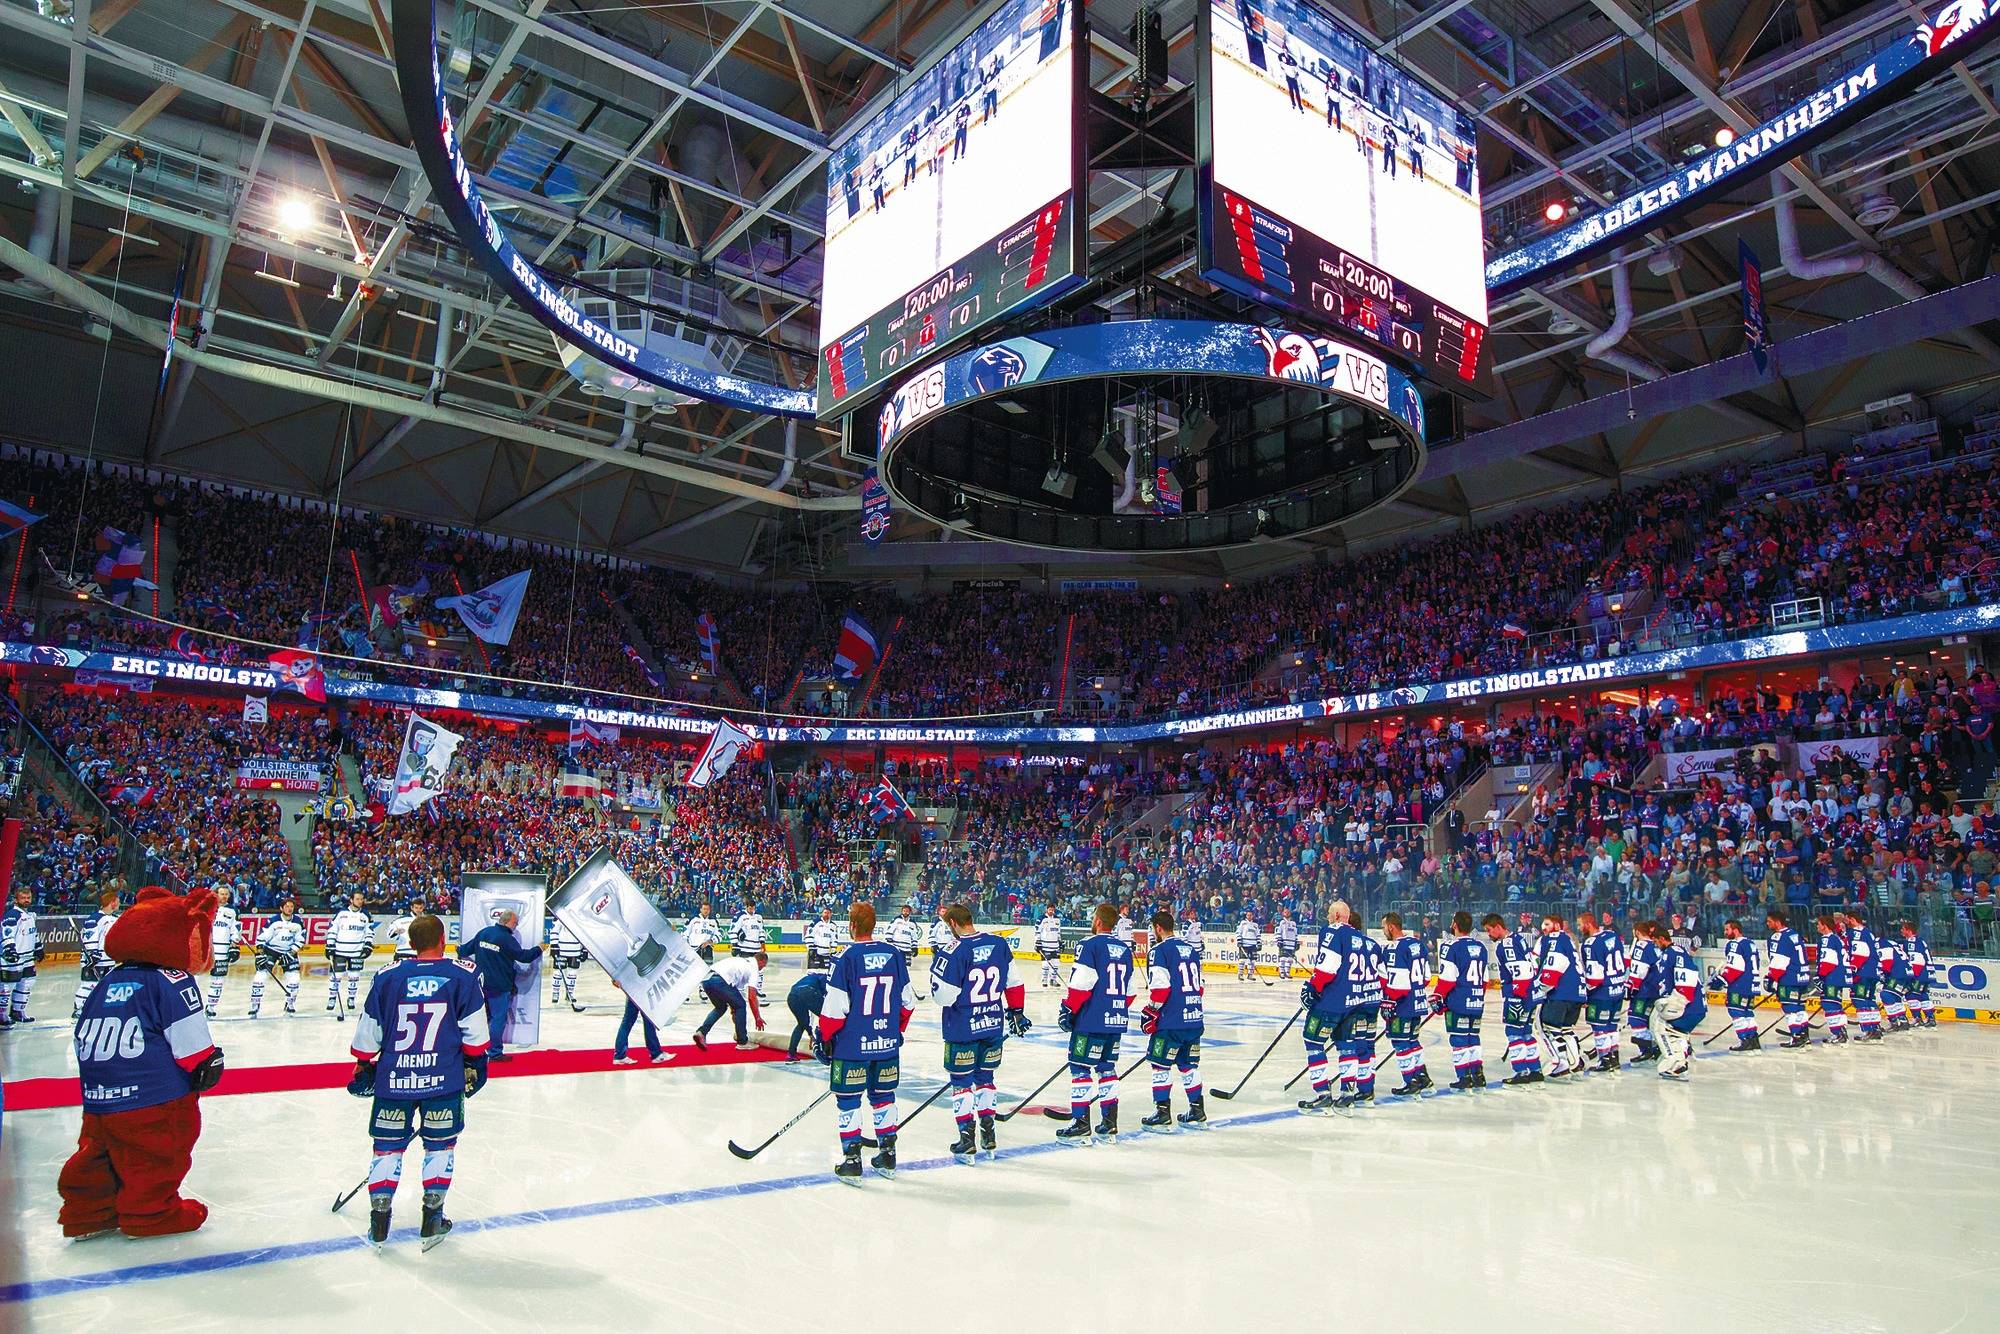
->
xmin=1055 ymin=903 xmax=1134 ymax=1144
xmin=819 ymin=902 xmax=916 ymax=1182
xmin=1141 ymin=911 xmax=1206 ymax=1131
xmin=931 ymin=904 xmax=1029 ymax=1161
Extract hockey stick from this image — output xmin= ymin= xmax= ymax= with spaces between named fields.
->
xmin=994 ymin=1061 xmax=1071 ymax=1123
xmin=331 ymin=1177 xmax=368 ymax=1213
xmin=1211 ymin=1006 xmax=1304 ymax=1101
xmin=727 ymin=1089 xmax=836 ymax=1160
xmin=1039 ymin=1054 xmax=1150 ymax=1120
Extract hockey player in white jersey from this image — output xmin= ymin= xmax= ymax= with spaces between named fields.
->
xmin=550 ymin=917 xmax=587 ymax=1012
xmin=805 ymin=909 xmax=842 ymax=974
xmin=731 ymin=901 xmax=767 ymax=994
xmin=208 ymin=889 xmax=242 ymax=1016
xmin=384 ymin=897 xmax=428 ymax=969
xmin=325 ymin=893 xmax=375 ymax=1018
xmin=1 ymin=887 xmax=41 ymax=1025
xmin=925 ymin=914 xmax=954 ymax=999
xmin=1274 ymin=907 xmax=1302 ymax=980
xmin=248 ymin=898 xmax=306 ymax=1017
xmin=1234 ymin=914 xmax=1263 ymax=983
xmin=885 ymin=905 xmax=922 ymax=978
xmin=684 ymin=901 xmax=722 ymax=963
xmin=1035 ymin=907 xmax=1064 ymax=987
xmin=72 ymin=889 xmax=121 ymax=1018
xmin=1177 ymin=911 xmax=1203 ymax=959
xmin=1113 ymin=906 xmax=1136 ymax=949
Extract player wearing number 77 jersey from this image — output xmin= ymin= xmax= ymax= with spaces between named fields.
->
xmin=931 ymin=904 xmax=1029 ymax=1162
xmin=1055 ymin=902 xmax=1134 ymax=1145
xmin=818 ymin=902 xmax=916 ymax=1183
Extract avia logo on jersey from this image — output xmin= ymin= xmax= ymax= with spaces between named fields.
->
xmin=404 ymin=976 xmax=446 ymax=999
xmin=1916 ymin=0 xmax=1989 ymax=54
xmin=1250 ymin=329 xmax=1392 ymax=412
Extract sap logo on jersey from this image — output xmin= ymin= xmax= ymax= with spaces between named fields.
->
xmin=1916 ymin=0 xmax=1989 ymax=55
xmin=404 ymin=976 xmax=446 ymax=999
xmin=966 ymin=345 xmax=1027 ymax=394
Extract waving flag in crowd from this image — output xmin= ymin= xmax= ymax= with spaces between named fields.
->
xmin=297 ymin=607 xmax=345 ymax=650
xmin=686 ymin=716 xmax=753 ymax=789
xmin=1500 ymin=621 xmax=1528 ymax=641
xmin=833 ymin=612 xmax=878 ymax=682
xmin=0 ymin=499 xmax=44 ymax=535
xmin=568 ymin=719 xmax=621 ymax=750
xmin=166 ymin=628 xmax=206 ymax=661
xmin=91 ymin=528 xmax=152 ymax=605
xmin=866 ymin=776 xmax=913 ymax=824
xmin=268 ymin=648 xmax=327 ymax=703
xmin=106 ymin=780 xmax=158 ymax=807
xmin=387 ymin=712 xmax=463 ymax=816
xmin=621 ymin=640 xmax=664 ymax=689
xmin=181 ymin=593 xmax=241 ymax=626
xmin=696 ymin=611 xmax=720 ymax=673
xmin=361 ymin=583 xmax=402 ymax=634
xmin=437 ymin=569 xmax=530 ymax=645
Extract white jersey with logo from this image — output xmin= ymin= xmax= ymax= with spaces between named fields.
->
xmin=258 ymin=917 xmax=305 ymax=961
xmin=1276 ymin=919 xmax=1301 ymax=954
xmin=327 ymin=909 xmax=374 ymax=956
xmin=1179 ymin=918 xmax=1203 ymax=949
xmin=884 ymin=917 xmax=920 ymax=953
xmin=1236 ymin=918 xmax=1262 ymax=950
xmin=4 ymin=908 xmax=39 ymax=964
xmin=387 ymin=913 xmax=421 ymax=959
xmin=684 ymin=914 xmax=721 ymax=949
xmin=930 ymin=919 xmax=953 ymax=951
xmin=1114 ymin=915 xmax=1135 ymax=946
xmin=1036 ymin=915 xmax=1063 ymax=953
xmin=806 ymin=920 xmax=840 ymax=969
xmin=730 ymin=912 xmax=765 ymax=955
xmin=552 ymin=918 xmax=586 ymax=960
xmin=83 ymin=910 xmax=120 ymax=968
xmin=212 ymin=906 xmax=241 ymax=959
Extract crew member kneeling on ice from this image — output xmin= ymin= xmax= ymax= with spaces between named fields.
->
xmin=1297 ymin=898 xmax=1382 ymax=1113
xmin=1431 ymin=911 xmax=1487 ymax=1089
xmin=1141 ymin=910 xmax=1205 ymax=1131
xmin=695 ymin=952 xmax=763 ymax=1050
xmin=816 ymin=902 xmax=915 ymax=1182
xmin=459 ymin=910 xmax=542 ymax=1061
xmin=1531 ymin=913 xmax=1587 ymax=1077
xmin=348 ymin=913 xmax=490 ymax=1251
xmin=787 ymin=928 xmax=835 ymax=1060
xmin=932 ymin=903 xmax=1029 ymax=1161
xmin=1645 ymin=922 xmax=1707 ymax=1080
xmin=1715 ymin=918 xmax=1761 ymax=1051
xmin=1055 ymin=902 xmax=1134 ymax=1143
xmin=1484 ymin=914 xmax=1544 ymax=1084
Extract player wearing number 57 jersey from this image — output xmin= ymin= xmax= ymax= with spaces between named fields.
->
xmin=1430 ymin=912 xmax=1487 ymax=1089
xmin=818 ymin=903 xmax=915 ymax=1183
xmin=932 ymin=904 xmax=1029 ymax=1162
xmin=1141 ymin=911 xmax=1206 ymax=1131
xmin=1055 ymin=903 xmax=1134 ymax=1145
xmin=348 ymin=913 xmax=490 ymax=1252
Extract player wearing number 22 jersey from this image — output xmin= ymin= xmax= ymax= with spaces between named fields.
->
xmin=819 ymin=902 xmax=916 ymax=1183
xmin=1055 ymin=902 xmax=1134 ymax=1144
xmin=932 ymin=903 xmax=1029 ymax=1161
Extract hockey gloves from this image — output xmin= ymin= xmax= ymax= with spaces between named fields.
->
xmin=1426 ymin=993 xmax=1445 ymax=1017
xmin=346 ymin=1060 xmax=377 ymax=1097
xmin=190 ymin=1049 xmax=226 ymax=1093
xmin=1006 ymin=1008 xmax=1032 ymax=1037
xmin=810 ymin=1033 xmax=832 ymax=1064
xmin=1056 ymin=1006 xmax=1075 ymax=1033
xmin=1299 ymin=982 xmax=1319 ymax=1008
xmin=464 ymin=1056 xmax=490 ymax=1097
xmin=1140 ymin=1005 xmax=1160 ymax=1036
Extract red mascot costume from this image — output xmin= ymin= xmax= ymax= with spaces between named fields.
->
xmin=56 ymin=885 xmax=225 ymax=1238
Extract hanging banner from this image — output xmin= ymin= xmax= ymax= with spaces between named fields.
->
xmin=548 ymin=850 xmax=705 ymax=1030
xmin=1796 ymin=735 xmax=1888 ymax=774
xmin=234 ymin=758 xmax=324 ymax=792
xmin=242 ymin=695 xmax=269 ymax=724
xmin=459 ymin=871 xmax=547 ymax=1048
xmin=1658 ymin=742 xmax=1779 ymax=786
xmin=387 ymin=712 xmax=463 ymax=815
xmin=1740 ymin=239 xmax=1770 ymax=374
xmin=860 ymin=468 xmax=892 ymax=545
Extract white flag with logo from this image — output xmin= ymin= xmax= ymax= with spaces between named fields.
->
xmin=549 ymin=850 xmax=704 ymax=1029
xmin=242 ymin=695 xmax=269 ymax=725
xmin=436 ymin=569 xmax=531 ymax=645
xmin=686 ymin=717 xmax=753 ymax=789
xmin=387 ymin=712 xmax=463 ymax=816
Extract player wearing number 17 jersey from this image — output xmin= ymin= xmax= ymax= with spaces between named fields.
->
xmin=818 ymin=902 xmax=916 ymax=1183
xmin=347 ymin=913 xmax=490 ymax=1251
xmin=931 ymin=904 xmax=1029 ymax=1162
xmin=1141 ymin=911 xmax=1207 ymax=1130
xmin=1055 ymin=903 xmax=1134 ymax=1145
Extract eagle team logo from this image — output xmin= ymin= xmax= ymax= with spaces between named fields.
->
xmin=966 ymin=345 xmax=1027 ymax=394
xmin=1916 ymin=0 xmax=1988 ymax=53
xmin=1254 ymin=328 xmax=1324 ymax=383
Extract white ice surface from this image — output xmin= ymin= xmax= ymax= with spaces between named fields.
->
xmin=4 ymin=956 xmax=1998 ymax=1333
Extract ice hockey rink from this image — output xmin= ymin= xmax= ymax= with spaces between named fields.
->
xmin=5 ymin=953 xmax=1999 ymax=1333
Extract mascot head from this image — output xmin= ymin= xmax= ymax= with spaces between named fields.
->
xmin=103 ymin=885 xmax=219 ymax=972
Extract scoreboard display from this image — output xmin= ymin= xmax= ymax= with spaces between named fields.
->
xmin=816 ymin=0 xmax=1084 ymax=417
xmin=1200 ymin=0 xmax=1489 ymax=389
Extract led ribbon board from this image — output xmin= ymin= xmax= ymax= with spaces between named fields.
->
xmin=1486 ymin=0 xmax=2000 ymax=296
xmin=390 ymin=0 xmax=817 ymax=418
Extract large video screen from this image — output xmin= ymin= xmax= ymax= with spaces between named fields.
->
xmin=1200 ymin=0 xmax=1489 ymax=387
xmin=817 ymin=0 xmax=1083 ymax=417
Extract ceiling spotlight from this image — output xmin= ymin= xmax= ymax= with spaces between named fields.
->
xmin=1713 ymin=126 xmax=1736 ymax=147
xmin=1543 ymin=199 xmax=1568 ymax=224
xmin=274 ymin=192 xmax=316 ymax=236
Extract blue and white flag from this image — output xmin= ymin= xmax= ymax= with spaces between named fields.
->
xmin=687 ymin=716 xmax=753 ymax=789
xmin=387 ymin=712 xmax=463 ymax=816
xmin=437 ymin=569 xmax=530 ymax=645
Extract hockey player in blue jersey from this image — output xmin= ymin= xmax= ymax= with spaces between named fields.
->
xmin=1430 ymin=912 xmax=1487 ymax=1090
xmin=1713 ymin=919 xmax=1761 ymax=1052
xmin=1899 ymin=920 xmax=1937 ymax=1027
xmin=1764 ymin=909 xmax=1811 ymax=1048
xmin=1531 ymin=912 xmax=1587 ymax=1077
xmin=1814 ymin=913 xmax=1851 ymax=1044
xmin=1379 ymin=913 xmax=1432 ymax=1095
xmin=1297 ymin=899 xmax=1383 ymax=1113
xmin=932 ymin=903 xmax=1029 ymax=1161
xmin=1578 ymin=912 xmax=1628 ymax=1072
xmin=1055 ymin=902 xmax=1134 ymax=1144
xmin=1624 ymin=922 xmax=1667 ymax=1064
xmin=1845 ymin=914 xmax=1886 ymax=1041
xmin=347 ymin=913 xmax=490 ymax=1251
xmin=1483 ymin=913 xmax=1543 ymax=1084
xmin=1878 ymin=931 xmax=1910 ymax=1033
xmin=1140 ymin=910 xmax=1206 ymax=1130
xmin=1645 ymin=922 xmax=1707 ymax=1080
xmin=817 ymin=902 xmax=916 ymax=1181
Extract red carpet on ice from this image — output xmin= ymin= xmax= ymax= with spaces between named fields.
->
xmin=2 ymin=1042 xmax=783 ymax=1111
